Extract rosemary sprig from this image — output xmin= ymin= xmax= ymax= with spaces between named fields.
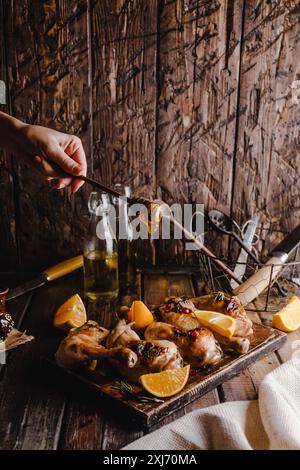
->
xmin=112 ymin=380 xmax=164 ymax=403
xmin=214 ymin=291 xmax=233 ymax=302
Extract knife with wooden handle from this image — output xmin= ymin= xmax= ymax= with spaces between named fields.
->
xmin=234 ymin=223 xmax=300 ymax=305
xmin=7 ymin=255 xmax=83 ymax=300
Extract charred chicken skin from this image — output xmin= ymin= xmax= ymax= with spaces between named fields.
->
xmin=145 ymin=321 xmax=222 ymax=367
xmin=159 ymin=295 xmax=251 ymax=355
xmin=106 ymin=320 xmax=183 ymax=382
xmin=192 ymin=294 xmax=253 ymax=337
xmin=55 ymin=320 xmax=136 ymax=370
xmin=55 ymin=319 xmax=183 ymax=383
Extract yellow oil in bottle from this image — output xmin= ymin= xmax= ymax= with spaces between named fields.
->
xmin=84 ymin=250 xmax=118 ymax=301
xmin=118 ymin=239 xmax=137 ymax=294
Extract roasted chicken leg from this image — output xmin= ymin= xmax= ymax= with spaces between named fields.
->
xmin=145 ymin=321 xmax=222 ymax=367
xmin=55 ymin=321 xmax=136 ymax=369
xmin=106 ymin=320 xmax=183 ymax=382
xmin=192 ymin=294 xmax=253 ymax=337
xmin=106 ymin=319 xmax=140 ymax=348
xmin=159 ymin=296 xmax=251 ymax=354
xmin=55 ymin=319 xmax=183 ymax=383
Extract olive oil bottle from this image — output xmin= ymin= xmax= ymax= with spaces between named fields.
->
xmin=84 ymin=193 xmax=118 ymax=302
xmin=114 ymin=184 xmax=137 ymax=294
xmin=84 ymin=250 xmax=118 ymax=301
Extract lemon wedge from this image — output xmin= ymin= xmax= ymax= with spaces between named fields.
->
xmin=192 ymin=309 xmax=236 ymax=338
xmin=273 ymin=295 xmax=300 ymax=332
xmin=140 ymin=365 xmax=190 ymax=398
xmin=127 ymin=300 xmax=154 ymax=330
xmin=53 ymin=294 xmax=87 ymax=331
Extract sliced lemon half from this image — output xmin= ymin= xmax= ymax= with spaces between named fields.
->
xmin=273 ymin=295 xmax=300 ymax=333
xmin=193 ymin=309 xmax=236 ymax=338
xmin=53 ymin=294 xmax=87 ymax=331
xmin=140 ymin=365 xmax=190 ymax=398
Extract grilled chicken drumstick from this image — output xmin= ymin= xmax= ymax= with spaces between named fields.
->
xmin=55 ymin=321 xmax=137 ymax=369
xmin=144 ymin=321 xmax=222 ymax=367
xmin=192 ymin=294 xmax=253 ymax=337
xmin=55 ymin=319 xmax=183 ymax=383
xmin=105 ymin=320 xmax=183 ymax=382
xmin=106 ymin=319 xmax=140 ymax=348
xmin=159 ymin=296 xmax=251 ymax=354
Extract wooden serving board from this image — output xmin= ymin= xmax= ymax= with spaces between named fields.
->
xmin=43 ymin=271 xmax=288 ymax=429
xmin=46 ymin=320 xmax=286 ymax=428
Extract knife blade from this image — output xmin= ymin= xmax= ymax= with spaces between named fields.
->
xmin=7 ymin=255 xmax=83 ymax=300
xmin=234 ymin=223 xmax=300 ymax=305
xmin=7 ymin=274 xmax=47 ymax=300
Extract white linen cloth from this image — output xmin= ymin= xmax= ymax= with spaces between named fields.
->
xmin=0 ymin=329 xmax=34 ymax=364
xmin=123 ymin=358 xmax=300 ymax=450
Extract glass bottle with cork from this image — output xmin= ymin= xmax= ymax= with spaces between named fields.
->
xmin=84 ymin=192 xmax=118 ymax=302
xmin=113 ymin=184 xmax=137 ymax=294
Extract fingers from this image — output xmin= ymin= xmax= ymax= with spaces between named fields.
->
xmin=69 ymin=137 xmax=87 ymax=176
xmin=71 ymin=178 xmax=84 ymax=193
xmin=55 ymin=177 xmax=73 ymax=189
xmin=45 ymin=140 xmax=82 ymax=176
xmin=66 ymin=137 xmax=87 ymax=192
xmin=23 ymin=130 xmax=88 ymax=192
xmin=33 ymin=155 xmax=63 ymax=177
xmin=32 ymin=156 xmax=72 ymax=187
xmin=47 ymin=136 xmax=87 ymax=192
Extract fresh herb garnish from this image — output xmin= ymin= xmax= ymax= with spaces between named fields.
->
xmin=112 ymin=380 xmax=164 ymax=404
xmin=214 ymin=291 xmax=233 ymax=302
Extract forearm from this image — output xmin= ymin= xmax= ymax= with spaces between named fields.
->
xmin=0 ymin=111 xmax=86 ymax=191
xmin=0 ymin=111 xmax=27 ymax=154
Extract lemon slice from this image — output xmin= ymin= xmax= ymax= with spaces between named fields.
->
xmin=53 ymin=294 xmax=87 ymax=331
xmin=193 ymin=309 xmax=236 ymax=338
xmin=273 ymin=295 xmax=300 ymax=332
xmin=140 ymin=365 xmax=190 ymax=398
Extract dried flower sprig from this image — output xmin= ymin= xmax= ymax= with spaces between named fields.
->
xmin=112 ymin=380 xmax=164 ymax=404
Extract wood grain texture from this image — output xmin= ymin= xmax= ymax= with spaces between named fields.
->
xmin=91 ymin=0 xmax=157 ymax=196
xmin=232 ymin=0 xmax=300 ymax=256
xmin=154 ymin=0 xmax=245 ymax=262
xmin=2 ymin=1 xmax=300 ymax=267
xmin=157 ymin=0 xmax=243 ymax=208
xmin=3 ymin=0 xmax=91 ymax=270
xmin=0 ymin=269 xmax=291 ymax=450
xmin=0 ymin=0 xmax=18 ymax=270
xmin=0 ymin=272 xmax=85 ymax=450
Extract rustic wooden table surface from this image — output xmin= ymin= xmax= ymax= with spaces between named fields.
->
xmin=0 ymin=269 xmax=298 ymax=450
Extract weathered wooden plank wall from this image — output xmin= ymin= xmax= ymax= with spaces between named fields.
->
xmin=1 ymin=0 xmax=300 ymax=271
xmin=232 ymin=0 xmax=300 ymax=255
xmin=155 ymin=0 xmax=244 ymax=263
xmin=0 ymin=0 xmax=18 ymax=270
xmin=91 ymin=0 xmax=157 ymax=195
xmin=1 ymin=0 xmax=91 ymax=269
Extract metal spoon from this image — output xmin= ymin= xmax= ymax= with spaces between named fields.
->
xmin=208 ymin=209 xmax=258 ymax=263
xmin=208 ymin=209 xmax=287 ymax=296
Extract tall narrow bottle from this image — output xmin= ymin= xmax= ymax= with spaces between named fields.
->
xmin=84 ymin=193 xmax=118 ymax=302
xmin=114 ymin=184 xmax=137 ymax=294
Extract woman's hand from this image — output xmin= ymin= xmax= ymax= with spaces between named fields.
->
xmin=0 ymin=112 xmax=87 ymax=192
